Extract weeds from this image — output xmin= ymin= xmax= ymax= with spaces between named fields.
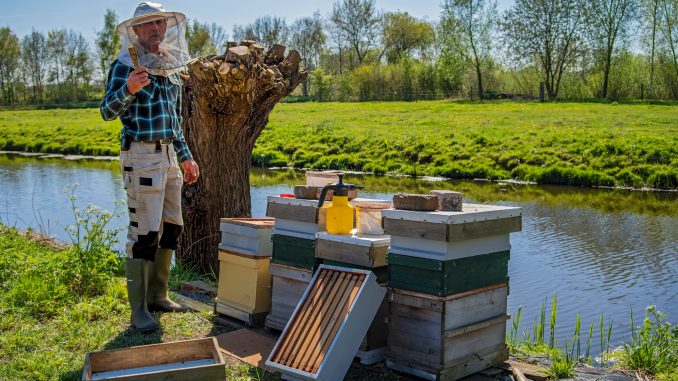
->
xmin=621 ymin=306 xmax=678 ymax=377
xmin=63 ymin=184 xmax=124 ymax=296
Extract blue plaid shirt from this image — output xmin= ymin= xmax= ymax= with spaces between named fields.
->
xmin=100 ymin=59 xmax=193 ymax=162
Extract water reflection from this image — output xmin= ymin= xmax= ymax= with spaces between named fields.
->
xmin=1 ymin=154 xmax=676 ymax=352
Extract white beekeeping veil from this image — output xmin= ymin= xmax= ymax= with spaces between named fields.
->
xmin=116 ymin=2 xmax=190 ymax=77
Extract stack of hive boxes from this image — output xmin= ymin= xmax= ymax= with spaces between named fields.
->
xmin=382 ymin=203 xmax=522 ymax=380
xmin=264 ymin=196 xmax=326 ymax=331
xmin=216 ymin=218 xmax=275 ymax=326
xmin=315 ymin=231 xmax=390 ymax=364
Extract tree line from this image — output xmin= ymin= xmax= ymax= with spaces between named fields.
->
xmin=2 ymin=0 xmax=678 ymax=105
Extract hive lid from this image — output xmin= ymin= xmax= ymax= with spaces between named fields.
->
xmin=219 ymin=218 xmax=275 ymax=229
xmin=265 ymin=265 xmax=386 ymax=380
xmin=315 ymin=232 xmax=390 ymax=247
xmin=382 ymin=203 xmax=522 ymax=224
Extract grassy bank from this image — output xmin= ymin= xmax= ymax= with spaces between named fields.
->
xmin=1 ymin=101 xmax=677 ymax=189
xmin=0 ymin=224 xmax=262 ymax=381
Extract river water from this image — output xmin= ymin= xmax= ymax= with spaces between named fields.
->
xmin=1 ymin=153 xmax=676 ymax=353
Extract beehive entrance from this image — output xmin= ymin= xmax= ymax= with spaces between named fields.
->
xmin=269 ymin=268 xmax=366 ymax=374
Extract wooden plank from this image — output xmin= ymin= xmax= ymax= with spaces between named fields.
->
xmin=383 ymin=217 xmax=447 ymax=241
xmin=181 ymin=280 xmax=217 ymax=294
xmin=87 ymin=338 xmax=219 ymax=375
xmin=446 ymin=216 xmax=522 ymax=242
xmin=443 ymin=286 xmax=508 ymax=329
xmin=389 ymin=304 xmax=442 ymax=334
xmin=215 ymin=329 xmax=276 ymax=369
xmin=389 ymin=289 xmax=444 ymax=312
xmin=266 ymin=201 xmax=319 ymax=223
xmin=171 ymin=293 xmax=213 ymax=313
xmin=444 ymin=315 xmax=510 ymax=338
xmin=442 ymin=323 xmax=506 ymax=366
xmin=507 ymin=361 xmax=549 ymax=381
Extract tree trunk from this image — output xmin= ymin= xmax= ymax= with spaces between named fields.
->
xmin=177 ymin=41 xmax=306 ymax=273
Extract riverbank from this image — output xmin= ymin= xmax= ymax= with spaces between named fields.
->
xmin=1 ymin=101 xmax=676 ymax=189
xmin=1 ymin=224 xmax=675 ymax=380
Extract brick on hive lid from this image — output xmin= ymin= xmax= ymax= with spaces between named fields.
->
xmin=430 ymin=190 xmax=463 ymax=211
xmin=392 ymin=193 xmax=439 ymax=211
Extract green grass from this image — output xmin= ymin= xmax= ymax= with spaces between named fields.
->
xmin=1 ymin=101 xmax=677 ymax=188
xmin=0 ymin=225 xmax=263 ymax=380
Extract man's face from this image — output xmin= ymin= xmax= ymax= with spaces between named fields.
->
xmin=132 ymin=18 xmax=167 ymax=53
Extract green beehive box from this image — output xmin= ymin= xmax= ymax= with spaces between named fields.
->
xmin=271 ymin=234 xmax=316 ymax=270
xmin=388 ymin=251 xmax=509 ymax=296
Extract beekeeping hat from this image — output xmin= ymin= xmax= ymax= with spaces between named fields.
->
xmin=116 ymin=2 xmax=190 ymax=77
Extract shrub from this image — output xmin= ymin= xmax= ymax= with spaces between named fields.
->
xmin=647 ymin=169 xmax=678 ymax=190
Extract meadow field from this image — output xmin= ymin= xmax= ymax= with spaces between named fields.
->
xmin=1 ymin=101 xmax=676 ymax=189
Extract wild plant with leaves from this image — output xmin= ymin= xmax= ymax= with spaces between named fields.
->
xmin=63 ymin=184 xmax=124 ymax=296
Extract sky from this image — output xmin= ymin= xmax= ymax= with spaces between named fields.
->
xmin=1 ymin=0 xmax=515 ymax=44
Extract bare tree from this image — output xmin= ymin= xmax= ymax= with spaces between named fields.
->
xmin=330 ymin=0 xmax=381 ymax=64
xmin=234 ymin=16 xmax=288 ymax=48
xmin=21 ymin=30 xmax=47 ymax=102
xmin=64 ymin=30 xmax=93 ymax=100
xmin=642 ymin=0 xmax=661 ymax=98
xmin=658 ymin=0 xmax=678 ymax=96
xmin=47 ymin=29 xmax=67 ymax=98
xmin=290 ymin=12 xmax=327 ymax=96
xmin=442 ymin=0 xmax=497 ymax=98
xmin=95 ymin=9 xmax=121 ymax=83
xmin=381 ymin=12 xmax=435 ymax=64
xmin=586 ymin=0 xmax=637 ymax=98
xmin=208 ymin=23 xmax=229 ymax=54
xmin=501 ymin=0 xmax=586 ymax=100
xmin=0 ymin=27 xmax=20 ymax=105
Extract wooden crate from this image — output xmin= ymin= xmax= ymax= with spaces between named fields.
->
xmin=219 ymin=217 xmax=274 ymax=257
xmin=215 ymin=250 xmax=271 ymax=325
xmin=265 ymin=263 xmax=314 ymax=331
xmin=266 ymin=266 xmax=386 ymax=380
xmin=315 ymin=232 xmax=389 ymax=268
xmin=266 ymin=196 xmax=327 ymax=234
xmin=271 ymin=233 xmax=317 ymax=270
xmin=386 ymin=285 xmax=509 ymax=381
xmin=382 ymin=203 xmax=521 ymax=261
xmin=388 ymin=251 xmax=509 ymax=296
xmin=82 ymin=337 xmax=225 ymax=381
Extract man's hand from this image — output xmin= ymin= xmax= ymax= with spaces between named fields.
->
xmin=182 ymin=159 xmax=200 ymax=185
xmin=126 ymin=67 xmax=150 ymax=95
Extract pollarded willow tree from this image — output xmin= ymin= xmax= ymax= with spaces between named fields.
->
xmin=177 ymin=41 xmax=306 ymax=272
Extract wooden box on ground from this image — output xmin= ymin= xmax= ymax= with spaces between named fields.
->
xmin=266 ymin=196 xmax=326 ymax=235
xmin=265 ymin=263 xmax=314 ymax=331
xmin=382 ymin=204 xmax=521 ymax=261
xmin=266 ymin=265 xmax=386 ymax=381
xmin=82 ymin=337 xmax=225 ymax=381
xmin=315 ymin=232 xmax=389 ymax=268
xmin=388 ymin=251 xmax=509 ymax=296
xmin=271 ymin=233 xmax=317 ymax=270
xmin=386 ymin=285 xmax=509 ymax=381
xmin=219 ymin=218 xmax=274 ymax=257
xmin=215 ymin=250 xmax=271 ymax=326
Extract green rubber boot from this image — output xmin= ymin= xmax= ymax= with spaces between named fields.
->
xmin=147 ymin=249 xmax=188 ymax=313
xmin=125 ymin=258 xmax=159 ymax=332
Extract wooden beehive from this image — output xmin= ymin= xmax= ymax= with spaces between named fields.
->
xmin=266 ymin=265 xmax=386 ymax=381
xmin=271 ymin=232 xmax=317 ymax=270
xmin=315 ymin=232 xmax=389 ymax=268
xmin=266 ymin=196 xmax=327 ymax=235
xmin=265 ymin=263 xmax=314 ymax=331
xmin=82 ymin=337 xmax=225 ymax=381
xmin=382 ymin=203 xmax=521 ymax=261
xmin=219 ymin=218 xmax=274 ymax=257
xmin=215 ymin=250 xmax=271 ymax=326
xmin=386 ymin=284 xmax=509 ymax=381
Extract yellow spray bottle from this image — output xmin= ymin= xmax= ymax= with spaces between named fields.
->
xmin=318 ymin=174 xmax=363 ymax=235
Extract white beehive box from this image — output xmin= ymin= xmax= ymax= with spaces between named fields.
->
xmin=219 ymin=218 xmax=274 ymax=257
xmin=382 ymin=203 xmax=522 ymax=261
xmin=266 ymin=265 xmax=386 ymax=381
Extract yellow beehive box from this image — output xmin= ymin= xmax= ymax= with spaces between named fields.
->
xmin=216 ymin=250 xmax=271 ymax=324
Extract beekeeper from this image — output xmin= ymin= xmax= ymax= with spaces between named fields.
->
xmin=100 ymin=2 xmax=199 ymax=332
